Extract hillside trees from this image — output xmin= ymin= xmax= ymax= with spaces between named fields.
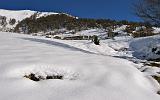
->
xmin=14 ymin=13 xmax=144 ymax=34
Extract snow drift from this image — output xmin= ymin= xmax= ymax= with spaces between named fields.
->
xmin=130 ymin=35 xmax=160 ymax=60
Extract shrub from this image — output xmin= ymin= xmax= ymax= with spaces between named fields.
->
xmin=0 ymin=16 xmax=7 ymax=26
xmin=9 ymin=18 xmax=16 ymax=25
xmin=157 ymin=91 xmax=160 ymax=95
xmin=24 ymin=73 xmax=40 ymax=81
xmin=92 ymin=35 xmax=100 ymax=45
xmin=24 ymin=73 xmax=64 ymax=81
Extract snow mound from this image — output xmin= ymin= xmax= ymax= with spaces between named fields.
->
xmin=130 ymin=35 xmax=160 ymax=60
xmin=8 ymin=64 xmax=80 ymax=81
xmin=113 ymin=25 xmax=127 ymax=33
xmin=76 ymin=29 xmax=107 ymax=39
xmin=76 ymin=29 xmax=106 ymax=36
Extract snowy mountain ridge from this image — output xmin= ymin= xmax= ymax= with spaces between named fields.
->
xmin=0 ymin=9 xmax=159 ymax=37
xmin=0 ymin=9 xmax=75 ymax=31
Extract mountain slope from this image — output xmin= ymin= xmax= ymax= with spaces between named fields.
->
xmin=0 ymin=9 xmax=60 ymax=31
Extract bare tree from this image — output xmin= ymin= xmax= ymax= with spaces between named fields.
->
xmin=134 ymin=0 xmax=160 ymax=26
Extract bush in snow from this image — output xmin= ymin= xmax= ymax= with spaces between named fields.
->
xmin=9 ymin=18 xmax=16 ymax=25
xmin=24 ymin=73 xmax=63 ymax=81
xmin=0 ymin=16 xmax=7 ymax=26
xmin=158 ymin=91 xmax=160 ymax=95
xmin=92 ymin=35 xmax=100 ymax=45
xmin=24 ymin=73 xmax=41 ymax=81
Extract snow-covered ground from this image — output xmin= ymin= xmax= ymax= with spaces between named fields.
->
xmin=129 ymin=35 xmax=160 ymax=60
xmin=54 ymin=34 xmax=160 ymax=60
xmin=153 ymin=27 xmax=160 ymax=34
xmin=76 ymin=29 xmax=107 ymax=36
xmin=0 ymin=32 xmax=160 ymax=100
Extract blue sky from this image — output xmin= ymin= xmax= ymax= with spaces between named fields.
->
xmin=0 ymin=0 xmax=141 ymax=21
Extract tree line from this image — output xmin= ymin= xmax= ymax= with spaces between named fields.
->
xmin=14 ymin=13 xmax=146 ymax=34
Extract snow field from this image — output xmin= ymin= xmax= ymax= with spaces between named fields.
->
xmin=0 ymin=32 xmax=160 ymax=100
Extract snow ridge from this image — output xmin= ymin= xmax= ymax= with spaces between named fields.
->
xmin=0 ymin=9 xmax=74 ymax=31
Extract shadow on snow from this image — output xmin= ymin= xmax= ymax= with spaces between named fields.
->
xmin=20 ymin=37 xmax=95 ymax=54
